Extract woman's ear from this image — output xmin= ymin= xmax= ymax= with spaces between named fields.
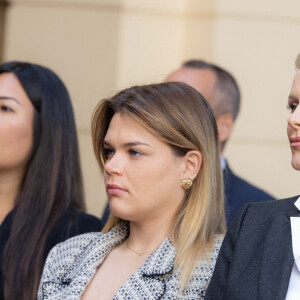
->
xmin=181 ymin=150 xmax=202 ymax=180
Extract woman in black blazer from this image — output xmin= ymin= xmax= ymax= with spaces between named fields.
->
xmin=0 ymin=62 xmax=102 ymax=300
xmin=205 ymin=54 xmax=300 ymax=300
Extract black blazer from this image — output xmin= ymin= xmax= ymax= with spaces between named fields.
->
xmin=205 ymin=196 xmax=298 ymax=300
xmin=224 ymin=163 xmax=273 ymax=225
xmin=0 ymin=208 xmax=103 ymax=300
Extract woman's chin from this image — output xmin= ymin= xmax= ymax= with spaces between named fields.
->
xmin=291 ymin=158 xmax=300 ymax=171
xmin=109 ymin=205 xmax=129 ymax=221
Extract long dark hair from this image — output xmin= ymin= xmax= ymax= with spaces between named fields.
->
xmin=0 ymin=62 xmax=85 ymax=299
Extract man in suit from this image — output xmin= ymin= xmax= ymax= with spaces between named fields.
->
xmin=165 ymin=60 xmax=273 ymax=225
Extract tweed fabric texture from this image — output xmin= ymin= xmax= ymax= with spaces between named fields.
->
xmin=38 ymin=223 xmax=223 ymax=300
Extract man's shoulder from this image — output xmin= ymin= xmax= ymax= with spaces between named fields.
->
xmin=224 ymin=165 xmax=273 ymax=201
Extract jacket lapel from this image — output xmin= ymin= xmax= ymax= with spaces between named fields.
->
xmin=258 ymin=203 xmax=300 ymax=300
xmin=41 ymin=223 xmax=129 ymax=299
xmin=113 ymin=238 xmax=176 ymax=300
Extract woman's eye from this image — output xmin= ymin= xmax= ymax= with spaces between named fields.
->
xmin=287 ymin=103 xmax=297 ymax=113
xmin=0 ymin=105 xmax=13 ymax=112
xmin=103 ymin=148 xmax=114 ymax=159
xmin=129 ymin=149 xmax=142 ymax=157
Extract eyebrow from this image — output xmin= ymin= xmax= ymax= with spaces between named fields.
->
xmin=0 ymin=96 xmax=21 ymax=105
xmin=103 ymin=140 xmax=151 ymax=148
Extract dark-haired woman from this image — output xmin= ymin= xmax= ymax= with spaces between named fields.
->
xmin=0 ymin=62 xmax=102 ymax=300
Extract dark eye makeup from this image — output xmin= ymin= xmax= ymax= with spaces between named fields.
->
xmin=0 ymin=105 xmax=13 ymax=112
xmin=287 ymin=103 xmax=298 ymax=113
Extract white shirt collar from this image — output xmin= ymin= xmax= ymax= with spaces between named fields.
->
xmin=286 ymin=199 xmax=300 ymax=299
xmin=289 ymin=197 xmax=300 ymax=272
xmin=294 ymin=197 xmax=300 ymax=211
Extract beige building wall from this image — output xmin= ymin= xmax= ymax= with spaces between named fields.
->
xmin=0 ymin=0 xmax=8 ymax=63
xmin=212 ymin=0 xmax=300 ymax=200
xmin=2 ymin=0 xmax=300 ymax=216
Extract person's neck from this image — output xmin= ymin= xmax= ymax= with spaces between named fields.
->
xmin=127 ymin=217 xmax=172 ymax=254
xmin=0 ymin=170 xmax=23 ymax=223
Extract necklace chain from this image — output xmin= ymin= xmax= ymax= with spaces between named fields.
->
xmin=126 ymin=240 xmax=155 ymax=256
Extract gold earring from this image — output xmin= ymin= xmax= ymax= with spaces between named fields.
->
xmin=180 ymin=178 xmax=193 ymax=191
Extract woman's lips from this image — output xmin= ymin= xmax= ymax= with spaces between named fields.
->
xmin=289 ymin=136 xmax=300 ymax=147
xmin=106 ymin=184 xmax=127 ymax=195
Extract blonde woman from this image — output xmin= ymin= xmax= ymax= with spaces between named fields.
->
xmin=38 ymin=82 xmax=225 ymax=299
xmin=204 ymin=55 xmax=300 ymax=300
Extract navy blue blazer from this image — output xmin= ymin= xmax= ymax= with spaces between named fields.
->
xmin=224 ymin=162 xmax=273 ymax=225
xmin=101 ymin=162 xmax=274 ymax=226
xmin=205 ymin=196 xmax=298 ymax=300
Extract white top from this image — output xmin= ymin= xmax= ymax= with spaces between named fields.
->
xmin=286 ymin=197 xmax=300 ymax=299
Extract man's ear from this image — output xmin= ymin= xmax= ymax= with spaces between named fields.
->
xmin=181 ymin=150 xmax=202 ymax=180
xmin=216 ymin=113 xmax=234 ymax=144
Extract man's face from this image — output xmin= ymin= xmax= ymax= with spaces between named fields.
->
xmin=165 ymin=67 xmax=218 ymax=115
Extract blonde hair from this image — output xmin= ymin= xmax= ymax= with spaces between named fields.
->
xmin=296 ymin=53 xmax=300 ymax=70
xmin=92 ymin=82 xmax=225 ymax=287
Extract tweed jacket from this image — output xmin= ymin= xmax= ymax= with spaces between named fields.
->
xmin=205 ymin=196 xmax=299 ymax=300
xmin=38 ymin=223 xmax=223 ymax=300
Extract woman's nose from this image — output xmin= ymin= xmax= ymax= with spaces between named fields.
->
xmin=104 ymin=154 xmax=123 ymax=175
xmin=288 ymin=106 xmax=300 ymax=129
